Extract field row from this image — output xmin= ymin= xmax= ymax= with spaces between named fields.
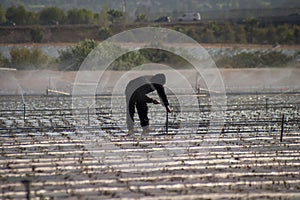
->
xmin=1 ymin=129 xmax=300 ymax=199
xmin=0 ymin=94 xmax=299 ymax=198
xmin=0 ymin=95 xmax=299 ymax=135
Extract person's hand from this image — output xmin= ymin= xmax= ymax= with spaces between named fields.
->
xmin=152 ymin=99 xmax=160 ymax=104
xmin=166 ymin=105 xmax=172 ymax=113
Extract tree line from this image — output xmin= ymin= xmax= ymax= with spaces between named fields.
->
xmin=1 ymin=2 xmax=299 ymax=71
xmin=0 ymin=3 xmax=124 ymax=25
xmin=1 ymin=3 xmax=300 ymax=45
xmin=175 ymin=21 xmax=300 ymax=45
xmin=1 ymin=39 xmax=299 ymax=71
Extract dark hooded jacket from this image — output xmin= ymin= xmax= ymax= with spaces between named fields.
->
xmin=125 ymin=74 xmax=169 ymax=107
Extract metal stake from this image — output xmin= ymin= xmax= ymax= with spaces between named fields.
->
xmin=87 ymin=107 xmax=90 ymax=126
xmin=166 ymin=111 xmax=169 ymax=134
xmin=23 ymin=104 xmax=26 ymax=122
xmin=265 ymin=98 xmax=269 ymax=114
xmin=21 ymin=179 xmax=30 ymax=200
xmin=280 ymin=114 xmax=285 ymax=142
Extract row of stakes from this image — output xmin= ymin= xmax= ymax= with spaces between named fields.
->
xmin=20 ymin=102 xmax=287 ymax=142
xmin=13 ymin=113 xmax=286 ymax=200
xmin=15 ymin=102 xmax=287 ymax=200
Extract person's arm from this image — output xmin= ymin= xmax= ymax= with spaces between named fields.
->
xmin=154 ymin=84 xmax=171 ymax=112
xmin=154 ymin=84 xmax=169 ymax=106
xmin=145 ymin=96 xmax=162 ymax=105
xmin=145 ymin=95 xmax=155 ymax=103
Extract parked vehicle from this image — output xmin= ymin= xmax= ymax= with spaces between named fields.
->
xmin=154 ymin=16 xmax=171 ymax=23
xmin=47 ymin=20 xmax=59 ymax=25
xmin=178 ymin=12 xmax=201 ymax=21
xmin=0 ymin=21 xmax=16 ymax=26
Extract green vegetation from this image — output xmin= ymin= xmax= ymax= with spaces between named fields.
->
xmin=110 ymin=48 xmax=189 ymax=71
xmin=2 ymin=3 xmax=122 ymax=26
xmin=1 ymin=0 xmax=300 ymax=19
xmin=58 ymin=39 xmax=98 ymax=70
xmin=0 ymin=41 xmax=297 ymax=70
xmin=0 ymin=4 xmax=5 ymax=23
xmin=175 ymin=23 xmax=300 ymax=44
xmin=1 ymin=2 xmax=300 ymax=45
xmin=58 ymin=40 xmax=191 ymax=71
xmin=67 ymin=8 xmax=95 ymax=25
xmin=0 ymin=52 xmax=9 ymax=68
xmin=6 ymin=48 xmax=54 ymax=70
xmin=5 ymin=5 xmax=38 ymax=25
xmin=107 ymin=9 xmax=125 ymax=24
xmin=135 ymin=14 xmax=148 ymax=23
xmin=0 ymin=2 xmax=299 ymax=70
xmin=39 ymin=6 xmax=66 ymax=24
xmin=216 ymin=51 xmax=293 ymax=68
xmin=30 ymin=26 xmax=43 ymax=42
xmin=98 ymin=27 xmax=113 ymax=40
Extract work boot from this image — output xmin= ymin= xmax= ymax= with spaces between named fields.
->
xmin=142 ymin=126 xmax=155 ymax=135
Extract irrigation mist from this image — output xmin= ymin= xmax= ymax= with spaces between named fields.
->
xmin=1 ymin=68 xmax=300 ymax=96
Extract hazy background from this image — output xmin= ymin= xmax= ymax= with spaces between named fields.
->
xmin=2 ymin=0 xmax=300 ymax=20
xmin=1 ymin=0 xmax=300 ymax=95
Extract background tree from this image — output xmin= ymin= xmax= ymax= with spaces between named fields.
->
xmin=39 ymin=6 xmax=66 ymax=24
xmin=186 ymin=27 xmax=198 ymax=41
xmin=5 ymin=5 xmax=26 ymax=25
xmin=265 ymin=26 xmax=278 ymax=44
xmin=216 ymin=51 xmax=292 ymax=68
xmin=221 ymin=24 xmax=235 ymax=43
xmin=107 ymin=9 xmax=124 ymax=24
xmin=97 ymin=6 xmax=110 ymax=27
xmin=30 ymin=26 xmax=44 ymax=43
xmin=67 ymin=8 xmax=94 ymax=24
xmin=244 ymin=18 xmax=259 ymax=43
xmin=0 ymin=3 xmax=6 ymax=23
xmin=276 ymin=24 xmax=295 ymax=44
xmin=234 ymin=26 xmax=247 ymax=43
xmin=0 ymin=52 xmax=9 ymax=68
xmin=5 ymin=5 xmax=38 ymax=25
xmin=98 ymin=27 xmax=112 ymax=40
xmin=294 ymin=25 xmax=300 ymax=44
xmin=206 ymin=22 xmax=220 ymax=42
xmin=58 ymin=39 xmax=97 ymax=70
xmin=9 ymin=48 xmax=50 ymax=70
xmin=26 ymin=11 xmax=39 ymax=25
xmin=202 ymin=29 xmax=216 ymax=43
xmin=135 ymin=13 xmax=147 ymax=23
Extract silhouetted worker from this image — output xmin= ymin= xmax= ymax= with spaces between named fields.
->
xmin=125 ymin=73 xmax=171 ymax=134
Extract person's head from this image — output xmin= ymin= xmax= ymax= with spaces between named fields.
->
xmin=151 ymin=73 xmax=166 ymax=85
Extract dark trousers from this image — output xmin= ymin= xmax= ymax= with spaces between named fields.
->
xmin=126 ymin=94 xmax=149 ymax=130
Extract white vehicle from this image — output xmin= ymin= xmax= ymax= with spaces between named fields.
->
xmin=178 ymin=12 xmax=201 ymax=21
